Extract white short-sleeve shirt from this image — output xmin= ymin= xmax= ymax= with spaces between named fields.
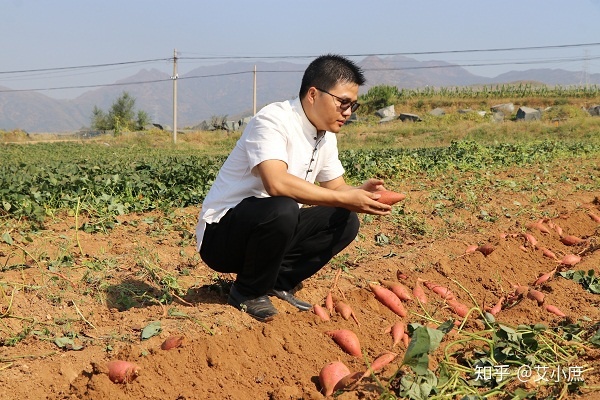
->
xmin=195 ymin=97 xmax=345 ymax=250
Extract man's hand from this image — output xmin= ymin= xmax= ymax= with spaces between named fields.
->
xmin=337 ymin=188 xmax=392 ymax=215
xmin=321 ymin=177 xmax=392 ymax=215
xmin=359 ymin=178 xmax=387 ymax=193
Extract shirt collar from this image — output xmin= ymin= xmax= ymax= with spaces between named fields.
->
xmin=291 ymin=97 xmax=321 ymax=141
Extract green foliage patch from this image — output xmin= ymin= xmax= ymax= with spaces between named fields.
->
xmin=2 ymin=139 xmax=599 ymax=222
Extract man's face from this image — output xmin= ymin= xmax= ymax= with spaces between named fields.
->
xmin=307 ymin=82 xmax=359 ymax=133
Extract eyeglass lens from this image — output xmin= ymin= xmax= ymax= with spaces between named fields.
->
xmin=317 ymin=88 xmax=360 ymax=112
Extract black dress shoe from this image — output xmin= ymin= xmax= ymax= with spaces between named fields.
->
xmin=268 ymin=289 xmax=312 ymax=311
xmin=227 ymin=285 xmax=278 ymax=322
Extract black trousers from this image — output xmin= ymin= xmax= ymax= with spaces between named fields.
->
xmin=200 ymin=196 xmax=359 ymax=297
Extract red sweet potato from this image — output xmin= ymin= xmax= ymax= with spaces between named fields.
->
xmin=379 ymin=279 xmax=413 ymax=301
xmin=325 ymin=291 xmax=334 ymax=314
xmin=539 ymin=247 xmax=558 ymax=260
xmin=402 ymin=332 xmax=410 ymax=347
xmin=161 ymin=335 xmax=184 ymax=350
xmin=527 ymin=289 xmax=545 ymax=305
xmin=107 ymin=360 xmax=140 ymax=384
xmin=369 ymin=283 xmax=408 ymax=317
xmin=477 ymin=243 xmax=495 ymax=256
xmin=319 ymin=361 xmax=351 ymax=396
xmin=446 ymin=299 xmax=470 ymax=318
xmin=396 ymin=270 xmax=408 ymax=280
xmin=522 ymin=233 xmax=538 ymax=247
xmin=532 ymin=267 xmax=557 ymax=286
xmin=559 ymin=254 xmax=581 ymax=266
xmin=560 ymin=235 xmax=585 ymax=246
xmin=544 ymin=304 xmax=567 ymax=317
xmin=487 ymin=296 xmax=505 ymax=316
xmin=374 ymin=190 xmax=406 ymax=205
xmin=554 ymin=224 xmax=563 ymax=236
xmin=312 ymin=304 xmax=330 ymax=322
xmin=334 ymin=300 xmax=353 ymax=320
xmin=390 ymin=321 xmax=405 ymax=348
xmin=361 ymin=351 xmax=398 ymax=378
xmin=527 ymin=220 xmax=551 ymax=234
xmin=325 ymin=329 xmax=362 ymax=357
xmin=422 ymin=281 xmax=455 ymax=300
xmin=413 ymin=280 xmax=428 ymax=304
xmin=465 ymin=244 xmax=479 ymax=254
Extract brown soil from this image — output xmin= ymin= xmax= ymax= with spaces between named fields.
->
xmin=1 ymin=166 xmax=599 ymax=400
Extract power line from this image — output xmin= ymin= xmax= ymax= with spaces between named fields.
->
xmin=178 ymin=41 xmax=600 ymax=61
xmin=0 ymin=58 xmax=171 ymax=75
xmin=2 ymin=41 xmax=599 ymax=76
xmin=0 ymin=77 xmax=172 ymax=93
xmin=1 ymin=48 xmax=599 ymax=94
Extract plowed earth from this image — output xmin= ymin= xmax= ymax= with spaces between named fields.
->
xmin=1 ymin=164 xmax=599 ymax=400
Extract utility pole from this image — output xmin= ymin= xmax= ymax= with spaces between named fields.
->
xmin=171 ymin=48 xmax=178 ymax=144
xmin=253 ymin=64 xmax=257 ymax=115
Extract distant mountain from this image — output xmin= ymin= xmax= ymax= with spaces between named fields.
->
xmin=0 ymin=86 xmax=85 ymax=132
xmin=360 ymin=55 xmax=492 ymax=89
xmin=0 ymin=56 xmax=596 ymax=132
xmin=491 ymin=68 xmax=600 ymax=86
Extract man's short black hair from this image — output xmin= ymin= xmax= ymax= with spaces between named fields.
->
xmin=299 ymin=54 xmax=366 ymax=98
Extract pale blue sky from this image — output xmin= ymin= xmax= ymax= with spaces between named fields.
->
xmin=3 ymin=0 xmax=600 ymax=98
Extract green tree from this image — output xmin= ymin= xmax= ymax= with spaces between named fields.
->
xmin=91 ymin=105 xmax=109 ymax=130
xmin=91 ymin=92 xmax=150 ymax=133
xmin=359 ymin=85 xmax=402 ymax=114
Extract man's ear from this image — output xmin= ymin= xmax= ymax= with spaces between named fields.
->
xmin=306 ymin=87 xmax=318 ymax=105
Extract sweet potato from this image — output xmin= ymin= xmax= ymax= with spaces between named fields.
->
xmin=532 ymin=267 xmax=557 ymax=286
xmin=465 ymin=244 xmax=479 ymax=254
xmin=361 ymin=351 xmax=398 ymax=378
xmin=539 ymin=247 xmax=558 ymax=260
xmin=527 ymin=220 xmax=551 ymax=234
xmin=379 ymin=279 xmax=413 ymax=301
xmin=312 ymin=304 xmax=330 ymax=322
xmin=507 ymin=280 xmax=529 ymax=297
xmin=446 ymin=299 xmax=470 ymax=318
xmin=334 ymin=300 xmax=353 ymax=320
xmin=107 ymin=360 xmax=140 ymax=384
xmin=374 ymin=190 xmax=406 ymax=206
xmin=413 ymin=280 xmax=428 ymax=304
xmin=559 ymin=254 xmax=581 ymax=266
xmin=319 ymin=361 xmax=351 ymax=396
xmin=325 ymin=291 xmax=334 ymax=314
xmin=554 ymin=224 xmax=563 ymax=236
xmin=544 ymin=304 xmax=567 ymax=317
xmin=402 ymin=332 xmax=410 ymax=347
xmin=560 ymin=235 xmax=585 ymax=246
xmin=369 ymin=283 xmax=408 ymax=317
xmin=527 ymin=289 xmax=545 ymax=305
xmin=522 ymin=233 xmax=538 ymax=247
xmin=325 ymin=329 xmax=362 ymax=357
xmin=390 ymin=321 xmax=405 ymax=348
xmin=487 ymin=296 xmax=505 ymax=316
xmin=396 ymin=270 xmax=408 ymax=280
xmin=335 ymin=371 xmax=362 ymax=393
xmin=477 ymin=243 xmax=495 ymax=256
xmin=422 ymin=281 xmax=455 ymax=300
xmin=161 ymin=335 xmax=184 ymax=350
xmin=589 ymin=212 xmax=600 ymax=223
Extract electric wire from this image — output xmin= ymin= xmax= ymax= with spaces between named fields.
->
xmin=0 ymin=42 xmax=599 ymax=94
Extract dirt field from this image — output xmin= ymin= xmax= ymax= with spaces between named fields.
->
xmin=1 ymin=165 xmax=599 ymax=399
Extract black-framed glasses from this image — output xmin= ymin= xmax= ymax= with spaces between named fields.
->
xmin=315 ymin=87 xmax=360 ymax=112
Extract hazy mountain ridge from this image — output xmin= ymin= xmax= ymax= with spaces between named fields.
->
xmin=1 ymin=56 xmax=598 ymax=132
